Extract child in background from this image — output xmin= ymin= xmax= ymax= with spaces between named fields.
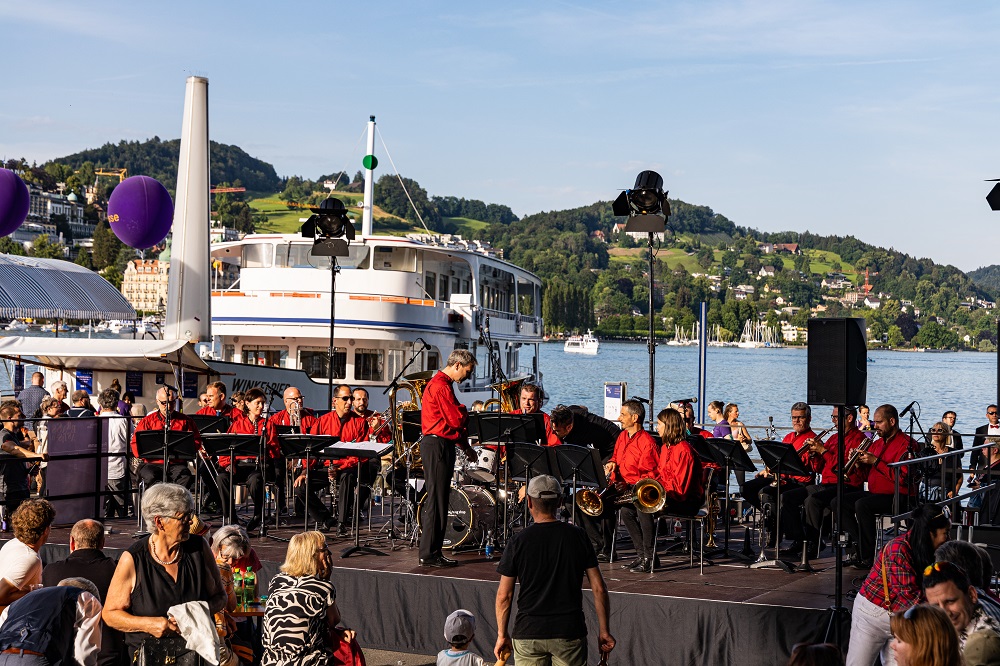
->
xmin=438 ymin=609 xmax=487 ymax=666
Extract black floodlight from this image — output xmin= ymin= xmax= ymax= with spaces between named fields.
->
xmin=612 ymin=170 xmax=671 ymax=232
xmin=302 ymin=197 xmax=355 ymax=257
xmin=987 ymin=181 xmax=1000 ymax=211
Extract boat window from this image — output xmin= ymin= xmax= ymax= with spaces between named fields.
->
xmin=298 ymin=346 xmax=347 ymax=380
xmin=439 ymin=274 xmax=450 ymax=302
xmin=462 ymin=279 xmax=470 ymax=293
xmin=223 ymin=345 xmax=235 ymax=362
xmin=424 ymin=272 xmax=436 ymax=300
xmin=242 ymin=243 xmax=273 ymax=268
xmin=274 ymin=243 xmax=371 ymax=270
xmin=426 ymin=352 xmax=439 ymax=371
xmin=452 ymin=277 xmax=460 ymax=294
xmin=386 ymin=349 xmax=405 ymax=380
xmin=373 ymin=246 xmax=417 ymax=272
xmin=242 ymin=345 xmax=287 ymax=368
xmin=355 ymin=348 xmax=384 ymax=381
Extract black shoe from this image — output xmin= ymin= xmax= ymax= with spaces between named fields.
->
xmin=245 ymin=516 xmax=261 ymax=533
xmin=621 ymin=558 xmax=642 ymax=571
xmin=337 ymin=524 xmax=349 ymax=537
xmin=596 ymin=552 xmax=610 ymax=563
xmin=322 ymin=516 xmax=338 ymax=531
xmin=779 ymin=540 xmax=804 ymax=556
xmin=419 ymin=556 xmax=458 ymax=568
xmin=629 ymin=558 xmax=652 ymax=573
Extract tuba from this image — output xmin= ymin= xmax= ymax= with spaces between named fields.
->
xmin=389 ymin=370 xmax=435 ymax=471
xmin=483 ymin=377 xmax=526 ymax=412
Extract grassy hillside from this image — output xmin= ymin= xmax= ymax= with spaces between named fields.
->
xmin=249 ymin=193 xmax=443 ymax=236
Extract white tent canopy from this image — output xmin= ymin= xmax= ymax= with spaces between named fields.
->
xmin=0 ymin=337 xmax=215 ymax=374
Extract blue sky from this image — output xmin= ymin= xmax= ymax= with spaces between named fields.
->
xmin=2 ymin=1 xmax=999 ymax=271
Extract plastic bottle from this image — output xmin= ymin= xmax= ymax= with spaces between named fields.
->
xmin=373 ymin=479 xmax=383 ymax=507
xmin=232 ymin=568 xmax=244 ymax=609
xmin=484 ymin=531 xmax=495 ymax=560
xmin=673 ymin=519 xmax=683 ymax=536
xmin=245 ymin=568 xmax=257 ymax=606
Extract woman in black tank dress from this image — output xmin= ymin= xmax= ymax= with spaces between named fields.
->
xmin=102 ymin=483 xmax=227 ymax=658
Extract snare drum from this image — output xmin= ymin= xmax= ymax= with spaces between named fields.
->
xmin=465 ymin=446 xmax=498 ymax=484
xmin=417 ymin=485 xmax=496 ymax=549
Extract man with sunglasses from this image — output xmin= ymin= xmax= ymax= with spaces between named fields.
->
xmin=923 ymin=560 xmax=1000 ymax=664
xmin=971 ymin=405 xmax=1000 ymax=476
xmin=129 ymin=386 xmax=201 ymax=490
xmin=305 ymin=385 xmax=365 ymax=532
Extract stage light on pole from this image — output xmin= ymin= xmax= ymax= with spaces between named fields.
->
xmin=612 ymin=170 xmax=671 ymax=428
xmin=302 ymin=197 xmax=356 ymax=257
xmin=986 ymin=180 xmax=1000 ymax=211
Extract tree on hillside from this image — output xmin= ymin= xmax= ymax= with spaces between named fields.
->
xmin=93 ymin=219 xmax=124 ymax=270
xmin=374 ymin=175 xmax=441 ymax=229
xmin=29 ymin=235 xmax=65 ymax=259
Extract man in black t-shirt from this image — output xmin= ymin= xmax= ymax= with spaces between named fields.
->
xmin=0 ymin=402 xmax=43 ymax=515
xmin=495 ymin=475 xmax=615 ymax=666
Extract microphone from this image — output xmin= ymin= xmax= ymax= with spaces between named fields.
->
xmin=673 ymin=398 xmax=698 ymax=405
xmin=899 ymin=401 xmax=917 ymax=418
xmin=415 ymin=337 xmax=431 ymax=350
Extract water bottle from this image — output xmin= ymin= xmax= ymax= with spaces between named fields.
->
xmin=245 ymin=568 xmax=257 ymax=606
xmin=673 ymin=519 xmax=683 ymax=536
xmin=485 ymin=531 xmax=495 ymax=560
xmin=373 ymin=480 xmax=383 ymax=506
xmin=232 ymin=568 xmax=244 ymax=609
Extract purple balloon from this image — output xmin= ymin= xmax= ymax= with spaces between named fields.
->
xmin=0 ymin=168 xmax=30 ymax=237
xmin=107 ymin=175 xmax=174 ymax=249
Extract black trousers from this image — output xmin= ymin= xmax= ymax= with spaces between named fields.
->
xmin=218 ymin=462 xmax=265 ymax=521
xmin=419 ymin=436 xmax=457 ymax=561
xmin=748 ymin=476 xmax=806 ymax=540
xmin=578 ymin=502 xmax=617 ymax=556
xmin=293 ymin=469 xmax=332 ymax=524
xmin=337 ymin=460 xmax=377 ymax=527
xmin=138 ymin=462 xmax=193 ymax=490
xmin=832 ymin=491 xmax=896 ymax=562
xmin=620 ymin=504 xmax=655 ymax=560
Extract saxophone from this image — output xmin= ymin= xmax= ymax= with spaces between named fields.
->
xmin=842 ymin=436 xmax=875 ymax=474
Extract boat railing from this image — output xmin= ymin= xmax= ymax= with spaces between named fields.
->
xmin=481 ymin=307 xmax=542 ymax=335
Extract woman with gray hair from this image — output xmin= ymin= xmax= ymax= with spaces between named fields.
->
xmin=34 ymin=396 xmax=62 ymax=496
xmin=102 ymin=483 xmax=227 ymax=660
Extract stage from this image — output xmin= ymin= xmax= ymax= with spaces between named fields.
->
xmin=29 ymin=512 xmax=856 ymax=665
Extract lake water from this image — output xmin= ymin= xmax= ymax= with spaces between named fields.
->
xmin=540 ymin=342 xmax=997 ymax=440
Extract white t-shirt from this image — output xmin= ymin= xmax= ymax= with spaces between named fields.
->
xmin=0 ymin=538 xmax=41 ymax=590
xmin=437 ymin=648 xmax=487 ymax=666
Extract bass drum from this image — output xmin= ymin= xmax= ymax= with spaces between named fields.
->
xmin=417 ymin=485 xmax=496 ymax=549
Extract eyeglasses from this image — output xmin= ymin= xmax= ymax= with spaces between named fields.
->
xmin=157 ymin=401 xmax=169 ymax=406
xmin=930 ymin=429 xmax=944 ymax=434
xmin=160 ymin=512 xmax=193 ymax=524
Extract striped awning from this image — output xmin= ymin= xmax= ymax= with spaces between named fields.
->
xmin=0 ymin=253 xmax=135 ymax=321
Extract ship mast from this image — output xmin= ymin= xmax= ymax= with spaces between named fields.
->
xmin=361 ymin=115 xmax=376 ymax=237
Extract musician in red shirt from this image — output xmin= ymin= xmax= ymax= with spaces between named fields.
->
xmin=306 ymin=384 xmax=366 ymax=533
xmin=220 ymin=387 xmax=268 ymax=531
xmin=196 ymin=381 xmax=237 ymax=419
xmin=264 ymin=386 xmax=319 ymax=517
xmin=419 ymin=350 xmax=477 ymax=568
xmin=741 ymin=402 xmax=820 ymax=551
xmin=130 ymin=386 xmax=201 ymax=491
xmin=656 ymin=408 xmax=705 ymax=515
xmin=802 ymin=406 xmax=867 ymax=554
xmin=835 ymin=403 xmax=919 ymax=569
xmin=510 ymin=384 xmax=561 ymax=447
xmin=609 ymin=400 xmax=660 ymax=573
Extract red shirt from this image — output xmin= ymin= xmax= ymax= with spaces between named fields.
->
xmin=610 ymin=428 xmax=659 ymax=485
xmin=196 ymin=404 xmax=237 ymax=418
xmin=511 ymin=409 xmax=561 ymax=446
xmin=657 ymin=440 xmax=704 ymax=503
xmin=859 ymin=533 xmax=921 ymax=613
xmin=353 ymin=410 xmax=393 ymax=444
xmin=783 ymin=429 xmax=820 ymax=484
xmin=862 ymin=430 xmax=918 ymax=495
xmin=314 ymin=411 xmax=366 ymax=470
xmin=130 ymin=410 xmax=203 ymax=463
xmin=421 ymin=371 xmax=468 ymax=441
xmin=264 ymin=409 xmax=319 ymax=459
xmin=817 ymin=428 xmax=867 ymax=487
xmin=221 ymin=413 xmax=267 ymax=468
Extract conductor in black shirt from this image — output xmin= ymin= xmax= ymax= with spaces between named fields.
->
xmin=495 ymin=475 xmax=614 ymax=666
xmin=550 ymin=405 xmax=621 ymax=560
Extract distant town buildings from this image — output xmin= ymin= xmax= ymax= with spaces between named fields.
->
xmin=122 ymin=259 xmax=169 ymax=313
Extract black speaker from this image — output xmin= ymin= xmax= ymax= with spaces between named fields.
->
xmin=807 ymin=318 xmax=867 ymax=406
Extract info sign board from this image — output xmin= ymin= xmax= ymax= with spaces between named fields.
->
xmin=604 ymin=382 xmax=626 ymax=422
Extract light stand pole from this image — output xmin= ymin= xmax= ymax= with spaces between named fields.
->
xmin=327 ymin=258 xmax=341 ymax=409
xmin=646 ymin=231 xmax=655 ymax=430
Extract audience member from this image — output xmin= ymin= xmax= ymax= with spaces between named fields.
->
xmin=0 ymin=499 xmax=54 ymax=610
xmin=15 ymin=372 xmax=48 ymax=429
xmin=935 ymin=540 xmax=1000 ymax=621
xmin=438 ymin=609 xmax=487 ymax=666
xmin=67 ymin=390 xmax=96 ymax=418
xmin=495 ymin=475 xmax=614 ymax=666
xmin=33 ymin=396 xmax=62 ymax=497
xmin=889 ymin=603 xmax=962 ymax=666
xmin=261 ymin=531 xmax=361 ymax=666
xmin=50 ymin=381 xmax=69 ymax=415
xmin=0 ymin=402 xmax=43 ymax=515
xmin=786 ymin=643 xmax=843 ymax=666
xmin=98 ymin=389 xmax=131 ymax=519
xmin=922 ymin=560 xmax=1000 ymax=665
xmin=102 ymin=483 xmax=227 ymax=661
xmin=845 ymin=504 xmax=951 ymax=666
xmin=0 ymin=577 xmax=103 ymax=666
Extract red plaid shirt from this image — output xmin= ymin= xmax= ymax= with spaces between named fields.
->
xmin=859 ymin=533 xmax=922 ymax=613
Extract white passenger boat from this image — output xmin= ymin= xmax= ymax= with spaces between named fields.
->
xmin=563 ymin=330 xmax=600 ymax=355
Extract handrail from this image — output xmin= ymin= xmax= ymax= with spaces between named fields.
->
xmin=889 ymin=482 xmax=998 ymax=526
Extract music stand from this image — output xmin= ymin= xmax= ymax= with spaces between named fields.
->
xmin=553 ymin=445 xmax=605 ymax=525
xmin=750 ymin=440 xmax=812 ymax=573
xmin=704 ymin=438 xmax=758 ymax=561
xmin=279 ymin=434 xmax=339 ymax=531
xmin=191 ymin=415 xmax=231 ymax=435
xmin=201 ymin=434 xmax=261 ymax=526
xmin=318 ymin=441 xmax=393 ymax=558
xmin=507 ymin=444 xmax=561 ymax=529
xmin=471 ymin=413 xmax=543 ymax=446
